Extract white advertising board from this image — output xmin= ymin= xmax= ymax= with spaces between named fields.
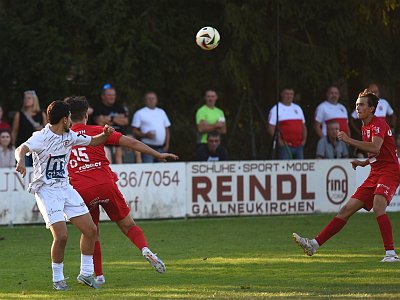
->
xmin=186 ymin=160 xmax=357 ymax=217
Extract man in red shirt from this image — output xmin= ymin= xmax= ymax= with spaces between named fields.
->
xmin=65 ymin=96 xmax=179 ymax=284
xmin=293 ymin=89 xmax=400 ymax=262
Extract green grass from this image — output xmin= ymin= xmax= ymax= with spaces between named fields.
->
xmin=1 ymin=213 xmax=400 ymax=299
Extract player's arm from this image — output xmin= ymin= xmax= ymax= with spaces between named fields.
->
xmin=118 ymin=135 xmax=178 ymax=161
xmin=350 ymin=159 xmax=369 ymax=170
xmin=15 ymin=144 xmax=29 ymax=177
xmin=89 ymin=125 xmax=115 ymax=146
xmin=337 ymin=131 xmax=383 ymax=154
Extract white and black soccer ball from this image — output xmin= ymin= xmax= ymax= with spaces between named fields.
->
xmin=195 ymin=26 xmax=220 ymax=50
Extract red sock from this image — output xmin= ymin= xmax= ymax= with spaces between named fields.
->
xmin=377 ymin=214 xmax=395 ymax=251
xmin=315 ymin=216 xmax=347 ymax=246
xmin=127 ymin=225 xmax=148 ymax=251
xmin=94 ymin=241 xmax=103 ymax=276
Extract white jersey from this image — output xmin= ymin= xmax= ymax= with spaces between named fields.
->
xmin=351 ymin=98 xmax=394 ymax=119
xmin=315 ymin=100 xmax=349 ymax=136
xmin=131 ymin=106 xmax=171 ymax=146
xmin=23 ymin=124 xmax=91 ymax=194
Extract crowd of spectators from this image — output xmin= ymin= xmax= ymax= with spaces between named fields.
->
xmin=0 ymin=82 xmax=398 ymax=168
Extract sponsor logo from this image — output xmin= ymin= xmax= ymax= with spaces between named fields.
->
xmin=374 ymin=127 xmax=380 ymax=134
xmin=367 ymin=129 xmax=370 ymax=139
xmin=326 ymin=166 xmax=348 ymax=205
xmin=46 ymin=154 xmax=66 ymax=179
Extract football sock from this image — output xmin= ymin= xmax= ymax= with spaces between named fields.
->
xmin=52 ymin=262 xmax=64 ymax=282
xmin=127 ymin=225 xmax=148 ymax=250
xmin=310 ymin=239 xmax=320 ymax=249
xmin=80 ymin=254 xmax=94 ymax=277
xmin=94 ymin=241 xmax=103 ymax=276
xmin=386 ymin=250 xmax=396 ymax=256
xmin=315 ymin=216 xmax=347 ymax=246
xmin=377 ymin=214 xmax=395 ymax=251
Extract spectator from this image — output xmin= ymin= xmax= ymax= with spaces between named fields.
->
xmin=0 ymin=130 xmax=15 ymax=168
xmin=11 ymin=90 xmax=46 ymax=166
xmin=316 ymin=121 xmax=349 ymax=159
xmin=350 ymin=83 xmax=396 ymax=136
xmin=196 ymin=89 xmax=226 ymax=146
xmin=395 ymin=133 xmax=400 ymax=156
xmin=0 ymin=105 xmax=11 ymax=132
xmin=267 ymin=88 xmax=307 ymax=159
xmin=196 ymin=131 xmax=228 ymax=161
xmin=92 ymin=84 xmax=129 ymax=164
xmin=314 ymin=86 xmax=350 ymax=138
xmin=131 ymin=91 xmax=171 ymax=163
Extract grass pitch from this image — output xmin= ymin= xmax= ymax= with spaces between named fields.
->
xmin=1 ymin=213 xmax=400 ymax=299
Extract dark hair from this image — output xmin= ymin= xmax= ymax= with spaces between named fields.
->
xmin=203 ymin=89 xmax=218 ymax=98
xmin=358 ymin=89 xmax=379 ymax=113
xmin=207 ymin=131 xmax=220 ymax=139
xmin=64 ymin=96 xmax=89 ymax=122
xmin=0 ymin=130 xmax=13 ymax=149
xmin=47 ymin=101 xmax=70 ymax=125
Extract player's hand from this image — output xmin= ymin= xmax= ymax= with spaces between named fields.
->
xmin=103 ymin=124 xmax=115 ymax=136
xmin=350 ymin=159 xmax=369 ymax=170
xmin=157 ymin=153 xmax=179 ymax=162
xmin=337 ymin=131 xmax=349 ymax=143
xmin=15 ymin=160 xmax=27 ymax=178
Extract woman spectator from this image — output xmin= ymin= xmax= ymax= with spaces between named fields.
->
xmin=0 ymin=105 xmax=11 ymax=132
xmin=11 ymin=90 xmax=46 ymax=166
xmin=0 ymin=130 xmax=15 ymax=168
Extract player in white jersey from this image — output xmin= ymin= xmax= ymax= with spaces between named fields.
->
xmin=15 ymin=100 xmax=115 ymax=291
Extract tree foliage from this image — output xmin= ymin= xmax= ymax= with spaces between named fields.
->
xmin=1 ymin=0 xmax=400 ymax=159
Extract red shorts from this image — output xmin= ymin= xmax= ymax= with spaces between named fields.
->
xmin=352 ymin=173 xmax=400 ymax=211
xmin=76 ymin=182 xmax=130 ymax=224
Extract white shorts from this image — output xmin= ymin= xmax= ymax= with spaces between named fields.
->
xmin=35 ymin=183 xmax=89 ymax=228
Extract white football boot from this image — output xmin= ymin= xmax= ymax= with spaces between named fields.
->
xmin=292 ymin=233 xmax=317 ymax=256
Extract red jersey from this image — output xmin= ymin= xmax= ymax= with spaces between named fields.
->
xmin=362 ymin=116 xmax=399 ymax=175
xmin=68 ymin=123 xmax=122 ymax=190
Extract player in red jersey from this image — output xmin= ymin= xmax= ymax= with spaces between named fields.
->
xmin=65 ymin=96 xmax=179 ymax=284
xmin=293 ymin=89 xmax=400 ymax=262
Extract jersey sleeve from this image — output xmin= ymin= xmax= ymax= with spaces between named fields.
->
xmin=72 ymin=131 xmax=91 ymax=146
xmin=371 ymin=123 xmax=386 ymax=140
xmin=162 ymin=110 xmax=171 ymax=127
xmin=106 ymin=131 xmax=123 ymax=145
xmin=385 ymin=100 xmax=394 ymax=115
xmin=195 ymin=106 xmax=207 ymax=124
xmin=23 ymin=131 xmax=43 ymax=153
xmin=297 ymin=105 xmax=306 ymax=123
xmin=314 ymin=104 xmax=324 ymax=123
xmin=351 ymin=109 xmax=357 ymax=119
xmin=131 ymin=111 xmax=141 ymax=128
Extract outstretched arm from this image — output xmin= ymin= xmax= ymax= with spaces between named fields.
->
xmin=119 ymin=135 xmax=178 ymax=162
xmin=89 ymin=125 xmax=115 ymax=146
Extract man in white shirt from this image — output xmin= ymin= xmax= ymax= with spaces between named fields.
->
xmin=131 ymin=92 xmax=171 ymax=163
xmin=15 ymin=100 xmax=114 ymax=290
xmin=267 ymin=88 xmax=307 ymax=159
xmin=314 ymin=86 xmax=350 ymax=138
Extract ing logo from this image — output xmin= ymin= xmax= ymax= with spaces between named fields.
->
xmin=46 ymin=154 xmax=66 ymax=179
xmin=326 ymin=166 xmax=348 ymax=205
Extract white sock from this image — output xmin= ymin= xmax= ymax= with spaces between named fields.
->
xmin=386 ymin=250 xmax=396 ymax=256
xmin=52 ymin=262 xmax=64 ymax=282
xmin=80 ymin=254 xmax=94 ymax=277
xmin=311 ymin=239 xmax=320 ymax=249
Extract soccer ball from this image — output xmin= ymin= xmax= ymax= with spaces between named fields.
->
xmin=195 ymin=27 xmax=220 ymax=50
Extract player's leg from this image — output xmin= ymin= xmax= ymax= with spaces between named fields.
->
xmin=35 ymin=188 xmax=70 ymax=290
xmin=373 ymin=193 xmax=399 ymax=262
xmin=65 ymin=186 xmax=99 ymax=288
xmin=49 ymin=221 xmax=70 ymax=290
xmin=116 ymin=214 xmax=166 ymax=273
xmin=293 ymin=198 xmax=364 ymax=256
